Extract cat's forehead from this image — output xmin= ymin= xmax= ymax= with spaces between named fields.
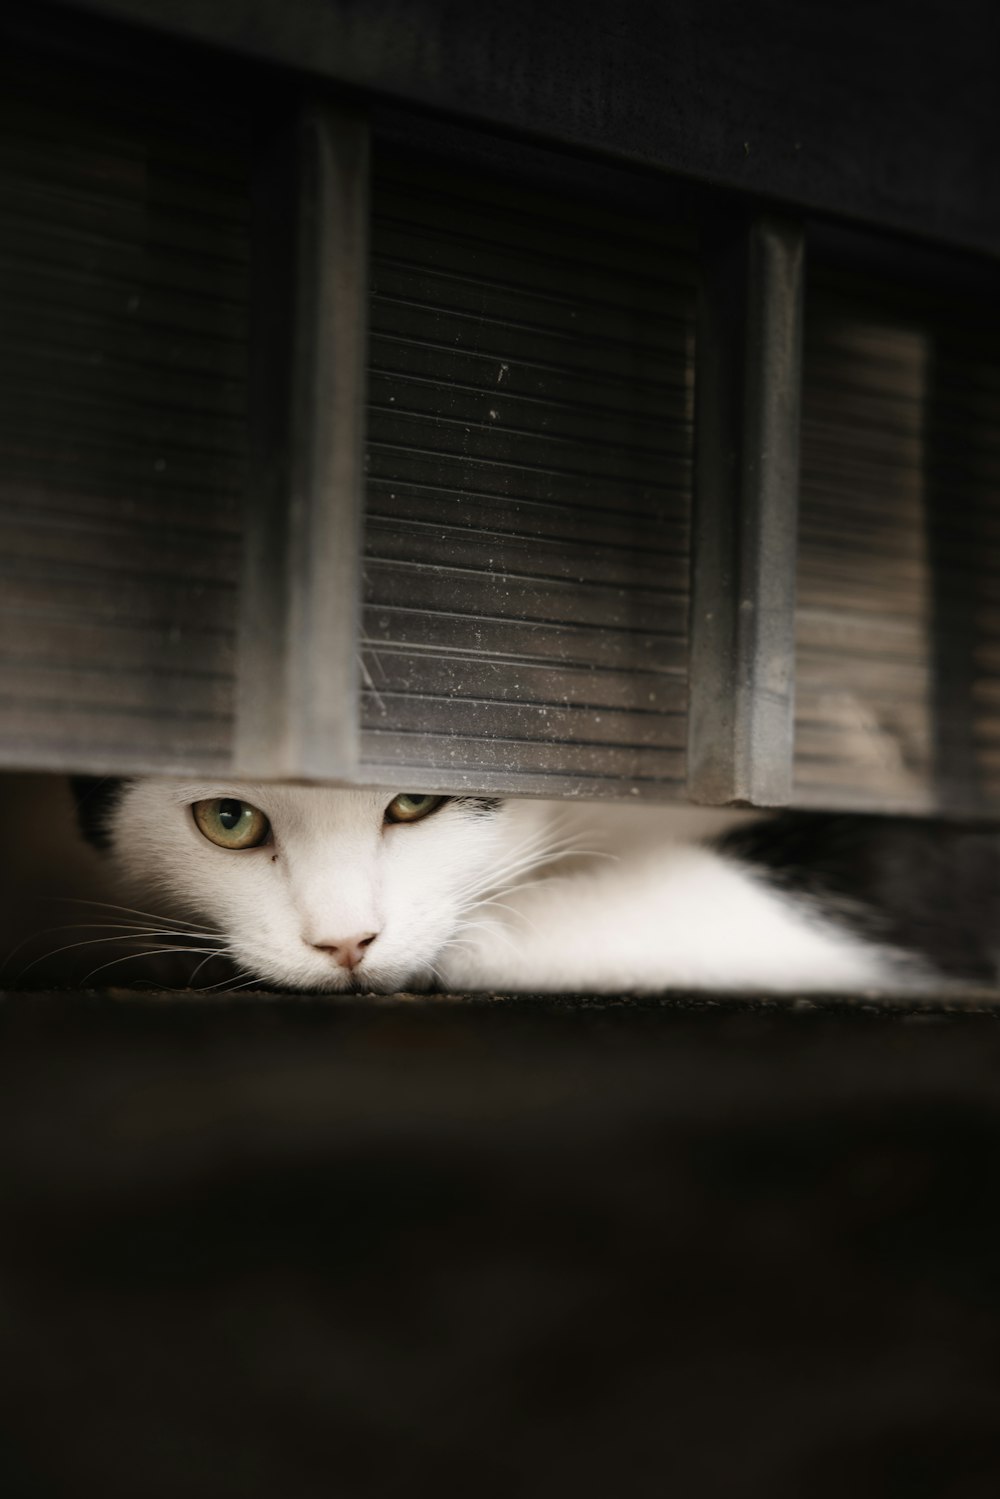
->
xmin=162 ymin=781 xmax=392 ymax=833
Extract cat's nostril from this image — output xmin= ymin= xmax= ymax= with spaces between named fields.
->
xmin=312 ymin=932 xmax=379 ymax=970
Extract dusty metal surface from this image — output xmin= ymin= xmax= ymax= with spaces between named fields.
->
xmin=358 ymin=153 xmax=696 ymax=798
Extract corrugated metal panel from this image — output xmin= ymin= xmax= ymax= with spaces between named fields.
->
xmin=795 ymin=277 xmax=1000 ymax=813
xmin=0 ymin=51 xmax=697 ymax=794
xmin=0 ymin=54 xmax=248 ymax=773
xmin=10 ymin=48 xmax=997 ymax=813
xmin=360 ymin=156 xmax=696 ymax=796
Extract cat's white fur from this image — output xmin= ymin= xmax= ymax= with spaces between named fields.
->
xmin=107 ymin=781 xmax=899 ymax=993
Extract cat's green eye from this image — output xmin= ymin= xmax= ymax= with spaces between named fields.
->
xmin=193 ymin=798 xmax=271 ymax=850
xmin=384 ymin=794 xmax=446 ymax=825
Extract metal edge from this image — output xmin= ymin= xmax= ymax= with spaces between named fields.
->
xmin=687 ymin=214 xmax=804 ymax=806
xmin=235 ymin=100 xmax=370 ymax=780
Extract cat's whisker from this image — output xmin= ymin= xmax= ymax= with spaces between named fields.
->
xmin=458 ymin=850 xmax=572 ymax=901
xmin=13 ymin=930 xmax=219 ymax=983
xmin=79 ymin=946 xmax=220 ymax=986
xmin=187 ymin=949 xmax=237 ymax=986
xmin=481 ymin=868 xmax=589 ymax=904
xmin=505 ymin=834 xmax=612 ymax=867
xmin=482 ymin=871 xmax=578 ymax=901
xmin=458 ymin=843 xmax=608 ymax=907
xmin=469 ymin=899 xmax=543 ymax=934
xmin=198 ymin=970 xmax=261 ymax=994
xmin=434 ymin=923 xmax=520 ymax=975
xmin=45 ymin=897 xmax=212 ymax=933
xmin=15 ymin=904 xmax=227 ymax=985
xmin=484 ymin=825 xmax=599 ymax=867
xmin=436 ymin=934 xmax=495 ymax=959
xmin=6 ymin=926 xmax=98 ymax=975
xmin=3 ymin=918 xmax=206 ymax=975
xmin=443 ymin=925 xmax=498 ymax=948
xmin=35 ymin=920 xmax=207 ymax=934
xmin=467 ymin=860 xmax=617 ymax=915
xmin=505 ymin=837 xmax=610 ymax=874
xmin=24 ymin=921 xmax=218 ymax=946
xmin=158 ymin=946 xmax=234 ymax=960
xmin=450 ymin=916 xmax=501 ymax=933
xmin=446 ymin=914 xmax=520 ymax=945
xmin=450 ymin=850 xmax=622 ymax=948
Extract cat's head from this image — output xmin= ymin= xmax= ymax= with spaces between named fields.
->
xmin=72 ymin=778 xmax=508 ymax=992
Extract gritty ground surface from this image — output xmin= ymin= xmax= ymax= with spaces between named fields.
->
xmin=3 ymin=988 xmax=1000 ymax=1498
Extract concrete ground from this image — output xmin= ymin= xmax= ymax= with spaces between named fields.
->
xmin=1 ymin=989 xmax=1000 ymax=1498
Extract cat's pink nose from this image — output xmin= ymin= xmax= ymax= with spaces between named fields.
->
xmin=313 ymin=933 xmax=379 ymax=970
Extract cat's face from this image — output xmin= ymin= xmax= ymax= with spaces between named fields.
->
xmin=106 ymin=782 xmax=511 ymax=992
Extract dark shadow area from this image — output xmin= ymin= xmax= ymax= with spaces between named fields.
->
xmin=0 ymin=772 xmax=235 ymax=990
xmin=1 ymin=992 xmax=1000 ymax=1498
xmin=926 ymin=312 xmax=1000 ymax=811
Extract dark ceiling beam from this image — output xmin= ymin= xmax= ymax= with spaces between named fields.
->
xmin=46 ymin=0 xmax=1000 ymax=260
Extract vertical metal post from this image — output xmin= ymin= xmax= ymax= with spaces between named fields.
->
xmin=687 ymin=214 xmax=804 ymax=806
xmin=235 ymin=100 xmax=369 ymax=780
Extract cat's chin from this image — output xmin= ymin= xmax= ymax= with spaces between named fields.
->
xmin=237 ymin=960 xmax=436 ymax=997
xmin=339 ymin=964 xmax=438 ymax=996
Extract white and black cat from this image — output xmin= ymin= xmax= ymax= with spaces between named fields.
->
xmin=70 ymin=778 xmax=999 ymax=995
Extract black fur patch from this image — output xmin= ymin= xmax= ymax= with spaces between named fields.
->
xmin=718 ymin=812 xmax=1000 ymax=984
xmin=70 ymin=777 xmax=128 ymax=850
xmin=451 ymin=796 xmax=505 ymax=817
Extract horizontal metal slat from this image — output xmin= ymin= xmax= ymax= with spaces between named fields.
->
xmin=359 ymin=728 xmax=685 ymax=784
xmin=364 ymin=517 xmax=688 ymax=591
xmin=362 ymin=607 xmax=687 ymax=676
xmin=363 ymin=558 xmax=687 ymax=634
xmin=368 ymin=329 xmax=689 ymax=417
xmin=361 ymin=690 xmax=685 ymax=749
xmin=358 ymin=648 xmax=686 ymax=712
xmin=365 ymin=481 xmax=688 ymax=551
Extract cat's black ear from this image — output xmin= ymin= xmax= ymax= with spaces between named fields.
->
xmin=70 ymin=777 xmax=128 ymax=850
